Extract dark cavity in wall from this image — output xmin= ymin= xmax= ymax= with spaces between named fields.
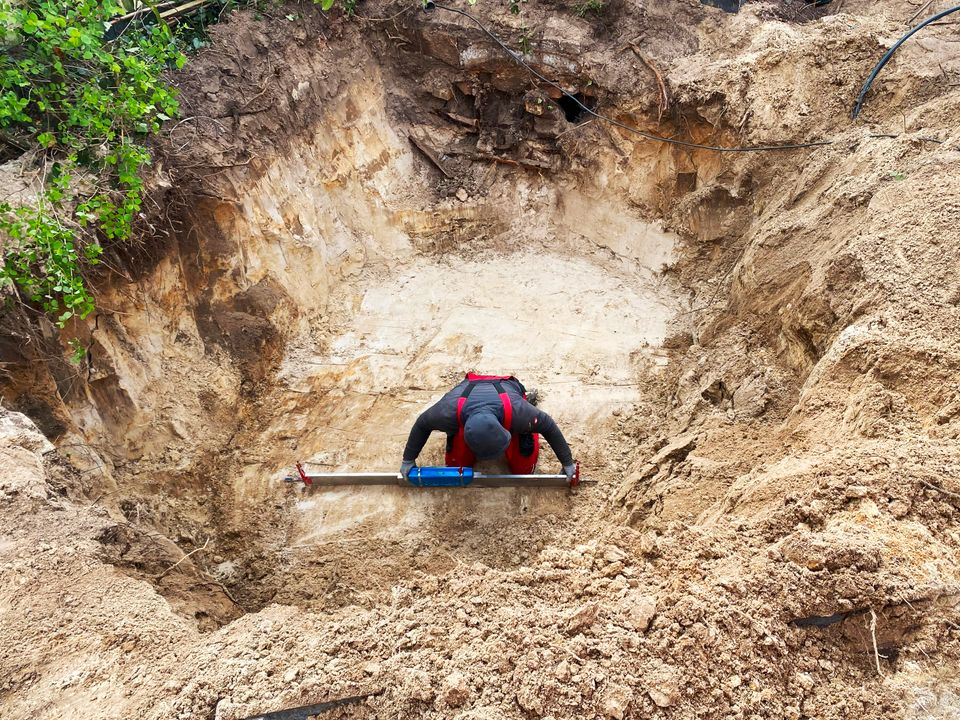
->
xmin=556 ymin=93 xmax=595 ymax=123
xmin=700 ymin=0 xmax=743 ymax=12
xmin=700 ymin=0 xmax=832 ymax=12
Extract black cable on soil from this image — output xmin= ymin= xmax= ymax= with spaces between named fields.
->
xmin=241 ymin=692 xmax=382 ymax=720
xmin=852 ymin=4 xmax=960 ymax=119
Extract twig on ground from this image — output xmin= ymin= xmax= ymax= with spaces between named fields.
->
xmin=168 ymin=115 xmax=228 ymax=134
xmin=440 ymin=110 xmax=479 ymax=129
xmin=466 ymin=152 xmax=553 ymax=170
xmin=239 ymin=84 xmax=271 ymax=112
xmin=408 ymin=134 xmax=452 ymax=177
xmin=356 ymin=4 xmax=413 ymax=22
xmin=678 ymin=259 xmax=739 ymax=315
xmin=155 ymin=536 xmax=210 ymax=581
xmin=921 ymin=479 xmax=960 ymax=501
xmin=197 ymin=580 xmax=246 ymax=611
xmin=909 ymin=0 xmax=935 ymax=24
xmin=0 ymin=134 xmax=28 ymax=153
xmin=552 ymin=644 xmax=587 ymax=665
xmin=190 ymin=155 xmax=261 ymax=176
xmin=184 ymin=188 xmax=241 ymax=203
xmin=555 ymin=118 xmax=595 ymax=139
xmin=869 ymin=133 xmax=944 ymax=143
xmin=113 ymin=0 xmax=178 ymax=23
xmin=630 ymin=46 xmax=670 ymax=122
xmin=868 ymin=608 xmax=883 ymax=676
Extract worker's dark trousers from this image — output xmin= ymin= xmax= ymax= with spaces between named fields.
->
xmin=445 ymin=430 xmax=540 ymax=473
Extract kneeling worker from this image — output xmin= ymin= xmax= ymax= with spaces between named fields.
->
xmin=401 ymin=373 xmax=576 ymax=480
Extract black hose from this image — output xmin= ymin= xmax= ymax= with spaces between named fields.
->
xmin=241 ymin=693 xmax=379 ymax=720
xmin=426 ymin=2 xmax=834 ymax=153
xmin=852 ymin=4 xmax=960 ymax=119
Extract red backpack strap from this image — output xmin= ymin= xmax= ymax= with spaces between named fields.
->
xmin=493 ymin=380 xmax=513 ymax=431
xmin=456 ymin=380 xmax=481 ymax=426
xmin=457 ymin=376 xmax=517 ymax=430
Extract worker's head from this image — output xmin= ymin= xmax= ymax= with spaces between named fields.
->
xmin=464 ymin=410 xmax=511 ymax=460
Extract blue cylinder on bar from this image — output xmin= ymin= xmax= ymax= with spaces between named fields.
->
xmin=407 ymin=466 xmax=475 ymax=487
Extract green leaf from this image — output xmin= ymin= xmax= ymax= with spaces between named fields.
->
xmin=321 ymin=0 xmax=336 ymax=10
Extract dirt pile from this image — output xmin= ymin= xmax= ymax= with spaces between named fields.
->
xmin=3 ymin=408 xmax=958 ymax=719
xmin=3 ymin=0 xmax=960 ymax=718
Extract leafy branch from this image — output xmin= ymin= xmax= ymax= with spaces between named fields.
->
xmin=0 ymin=0 xmax=185 ymax=325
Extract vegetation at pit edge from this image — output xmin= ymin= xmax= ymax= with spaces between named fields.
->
xmin=0 ymin=0 xmax=355 ymax=352
xmin=0 ymin=1 xmax=185 ymax=329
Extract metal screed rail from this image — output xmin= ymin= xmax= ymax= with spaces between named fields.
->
xmin=285 ymin=462 xmax=585 ymax=489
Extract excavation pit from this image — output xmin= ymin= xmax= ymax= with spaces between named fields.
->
xmin=6 ymin=3 xmax=960 ymax=719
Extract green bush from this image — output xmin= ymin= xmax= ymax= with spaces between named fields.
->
xmin=0 ymin=0 xmax=185 ymax=325
xmin=574 ymin=0 xmax=603 ymax=16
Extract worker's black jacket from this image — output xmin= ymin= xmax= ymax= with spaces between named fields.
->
xmin=402 ymin=377 xmax=574 ymax=465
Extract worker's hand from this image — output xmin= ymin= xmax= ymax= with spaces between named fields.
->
xmin=562 ymin=463 xmax=577 ymax=481
xmin=400 ymin=460 xmax=416 ymax=479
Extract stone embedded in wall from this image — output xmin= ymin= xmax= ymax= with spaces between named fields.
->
xmin=0 ymin=407 xmax=54 ymax=455
xmin=0 ymin=409 xmax=52 ymax=501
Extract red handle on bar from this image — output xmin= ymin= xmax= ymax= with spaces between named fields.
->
xmin=296 ymin=462 xmax=312 ymax=487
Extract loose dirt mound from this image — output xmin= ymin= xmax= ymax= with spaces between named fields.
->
xmin=3 ymin=1 xmax=960 ymax=719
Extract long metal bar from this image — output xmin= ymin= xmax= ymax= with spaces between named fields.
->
xmin=475 ymin=473 xmax=568 ymax=481
xmin=284 ymin=471 xmax=574 ymax=488
xmin=287 ymin=472 xmax=403 ymax=486
xmin=470 ymin=474 xmax=570 ymax=488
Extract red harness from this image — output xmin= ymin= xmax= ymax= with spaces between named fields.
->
xmin=456 ymin=373 xmax=515 ymax=431
xmin=446 ymin=373 xmax=539 ymax=473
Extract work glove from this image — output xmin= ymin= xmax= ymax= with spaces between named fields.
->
xmin=401 ymin=460 xmax=416 ymax=479
xmin=563 ymin=463 xmax=577 ymax=481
